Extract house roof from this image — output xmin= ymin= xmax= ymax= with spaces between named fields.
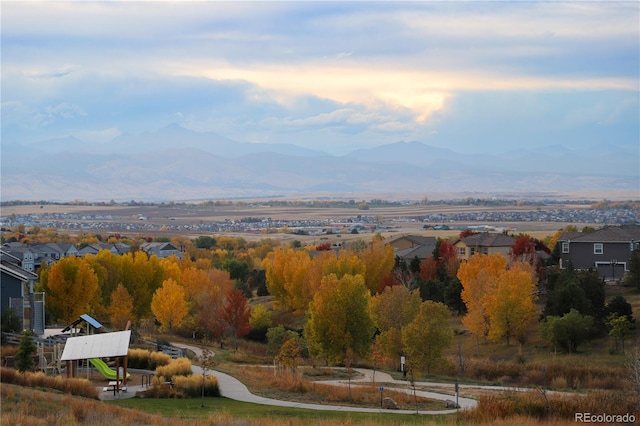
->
xmin=386 ymin=235 xmax=435 ymax=247
xmin=385 ymin=235 xmax=437 ymax=260
xmin=0 ymin=259 xmax=38 ymax=281
xmin=561 ymin=225 xmax=640 ymax=243
xmin=457 ymin=232 xmax=515 ymax=247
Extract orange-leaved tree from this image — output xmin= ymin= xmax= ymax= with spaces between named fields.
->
xmin=109 ymin=283 xmax=136 ymax=330
xmin=222 ymin=288 xmax=251 ymax=352
xmin=43 ymin=256 xmax=99 ymax=323
xmin=357 ymin=236 xmax=395 ymax=294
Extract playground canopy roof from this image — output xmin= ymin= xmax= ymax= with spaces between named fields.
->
xmin=60 ymin=330 xmax=131 ymax=361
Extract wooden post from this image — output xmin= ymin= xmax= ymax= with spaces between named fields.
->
xmin=115 ymin=357 xmax=120 ymax=393
xmin=123 ymin=355 xmax=128 ymax=385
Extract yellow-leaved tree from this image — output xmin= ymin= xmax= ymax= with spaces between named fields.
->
xmin=371 ymin=285 xmax=421 ymax=363
xmin=402 ymin=300 xmax=453 ymax=375
xmin=151 ymin=278 xmax=188 ymax=333
xmin=458 ymin=253 xmax=538 ymax=348
xmin=263 ymin=248 xmax=312 ymax=311
xmin=458 ymin=253 xmax=507 ymax=343
xmin=483 ymin=261 xmax=538 ymax=346
xmin=304 ymin=273 xmax=374 ymax=366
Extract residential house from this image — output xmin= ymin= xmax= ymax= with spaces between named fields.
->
xmin=453 ymin=232 xmax=516 ymax=261
xmin=2 ymin=242 xmax=37 ymax=272
xmin=140 ymin=242 xmax=183 ymax=259
xmin=556 ymin=225 xmax=640 ymax=280
xmin=385 ymin=235 xmax=437 ymax=263
xmin=78 ymin=243 xmax=130 ymax=257
xmin=0 ymin=249 xmax=44 ymax=334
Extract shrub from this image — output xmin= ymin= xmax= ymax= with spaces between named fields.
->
xmin=172 ymin=374 xmax=220 ymax=397
xmin=127 ymin=348 xmax=171 ymax=370
xmin=154 ymin=357 xmax=192 ymax=380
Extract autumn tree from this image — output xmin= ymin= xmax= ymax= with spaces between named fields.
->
xmin=483 ymin=261 xmax=538 ymax=346
xmin=195 ymin=269 xmax=234 ymax=346
xmin=458 ymin=254 xmax=537 ymax=347
xmin=357 ymin=236 xmax=395 ymax=294
xmin=109 ymin=283 xmax=136 ymax=330
xmin=121 ymin=251 xmax=164 ymax=319
xmin=304 ymin=274 xmax=375 ymax=365
xmin=151 ymin=278 xmax=188 ymax=333
xmin=263 ymin=248 xmax=312 ymax=311
xmin=43 ymin=256 xmax=99 ymax=323
xmin=222 ymin=289 xmax=251 ymax=351
xmin=371 ymin=285 xmax=421 ymax=362
xmin=402 ymin=301 xmax=453 ymax=375
xmin=248 ymin=303 xmax=272 ymax=341
xmin=458 ymin=254 xmax=507 ymax=343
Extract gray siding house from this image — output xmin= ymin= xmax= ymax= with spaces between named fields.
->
xmin=556 ymin=225 xmax=640 ymax=281
xmin=1 ymin=249 xmax=44 ymax=334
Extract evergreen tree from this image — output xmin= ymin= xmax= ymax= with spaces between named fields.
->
xmin=15 ymin=330 xmax=37 ymax=373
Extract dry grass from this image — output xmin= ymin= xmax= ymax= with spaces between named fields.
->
xmin=459 ymin=389 xmax=639 ymax=424
xmin=221 ymin=365 xmax=445 ymax=410
xmin=154 ymin=357 xmax=192 ymax=380
xmin=127 ymin=348 xmax=172 ymax=370
xmin=1 ymin=367 xmax=98 ymax=399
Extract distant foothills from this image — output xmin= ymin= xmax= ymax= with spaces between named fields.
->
xmin=2 ymin=124 xmax=638 ymax=202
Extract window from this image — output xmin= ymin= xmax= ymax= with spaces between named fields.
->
xmin=562 ymin=242 xmax=569 ymax=253
xmin=470 ymin=247 xmax=476 ymax=256
xmin=594 ymin=243 xmax=603 ymax=255
xmin=481 ymin=247 xmax=489 ymax=255
xmin=457 ymin=247 xmax=466 ymax=257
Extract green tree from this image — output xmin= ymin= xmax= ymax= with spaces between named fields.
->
xmin=304 ymin=274 xmax=374 ymax=365
xmin=627 ymin=248 xmax=640 ymax=291
xmin=15 ymin=330 xmax=37 ymax=373
xmin=401 ymin=301 xmax=453 ymax=375
xmin=607 ymin=313 xmax=635 ymax=353
xmin=541 ymin=309 xmax=593 ymax=353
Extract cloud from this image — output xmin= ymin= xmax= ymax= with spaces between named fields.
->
xmin=1 ymin=1 xmax=637 ymax=155
xmin=24 ymin=65 xmax=79 ymax=79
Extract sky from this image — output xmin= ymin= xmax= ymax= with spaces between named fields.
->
xmin=2 ymin=1 xmax=639 ymax=156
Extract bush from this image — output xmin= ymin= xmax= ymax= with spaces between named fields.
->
xmin=155 ymin=357 xmax=192 ymax=380
xmin=172 ymin=374 xmax=220 ymax=397
xmin=128 ymin=348 xmax=172 ymax=370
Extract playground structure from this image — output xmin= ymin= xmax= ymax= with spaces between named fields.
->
xmin=61 ymin=329 xmax=131 ymax=394
xmin=90 ymin=357 xmax=131 ymax=381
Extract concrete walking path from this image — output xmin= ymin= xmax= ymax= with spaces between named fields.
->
xmin=171 ymin=342 xmax=476 ymax=415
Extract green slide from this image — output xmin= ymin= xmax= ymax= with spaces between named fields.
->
xmin=89 ymin=358 xmax=131 ymax=380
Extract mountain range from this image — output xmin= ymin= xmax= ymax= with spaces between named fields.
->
xmin=1 ymin=124 xmax=638 ymax=202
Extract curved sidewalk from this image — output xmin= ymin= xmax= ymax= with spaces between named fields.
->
xmin=172 ymin=342 xmax=476 ymax=414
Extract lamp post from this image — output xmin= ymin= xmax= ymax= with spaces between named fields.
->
xmin=611 ymin=259 xmax=617 ymax=281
